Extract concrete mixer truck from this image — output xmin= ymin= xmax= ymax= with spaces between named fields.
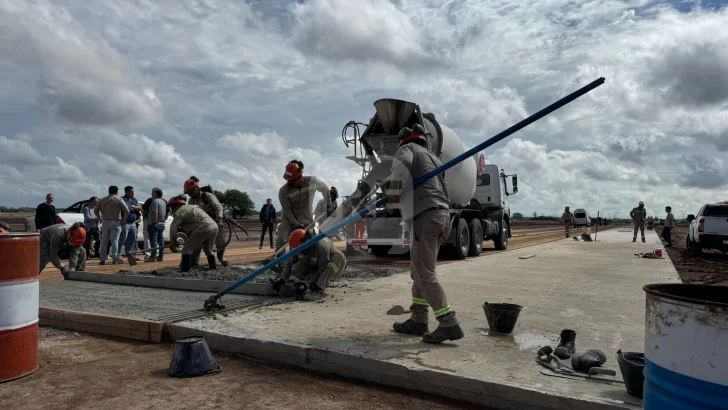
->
xmin=339 ymin=98 xmax=518 ymax=260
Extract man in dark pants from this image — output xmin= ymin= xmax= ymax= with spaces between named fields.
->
xmin=35 ymin=193 xmax=56 ymax=231
xmin=259 ymin=198 xmax=276 ymax=249
xmin=662 ymin=206 xmax=675 ymax=247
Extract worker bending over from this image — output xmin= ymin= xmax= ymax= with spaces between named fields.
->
xmin=388 ymin=123 xmax=464 ymax=344
xmin=277 ymin=160 xmax=333 ymax=251
xmin=168 ymin=196 xmax=219 ymax=272
xmin=184 ymin=178 xmax=228 ymax=267
xmin=39 ymin=223 xmax=87 ymax=279
xmin=630 ymin=201 xmax=647 ymax=243
xmin=561 ymin=207 xmax=575 ymax=238
xmin=274 ymin=228 xmax=346 ymax=301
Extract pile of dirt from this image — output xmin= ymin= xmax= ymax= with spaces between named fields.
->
xmin=118 ymin=263 xmax=407 ymax=285
xmin=657 ymin=226 xmax=728 ymax=285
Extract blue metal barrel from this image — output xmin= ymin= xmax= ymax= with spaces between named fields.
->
xmin=643 ymin=284 xmax=728 ymax=409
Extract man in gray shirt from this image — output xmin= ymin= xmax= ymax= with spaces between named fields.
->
xmin=662 ymin=206 xmax=675 ymax=247
xmin=95 ymin=185 xmax=130 ymax=264
xmin=147 ymin=187 xmax=167 ymax=262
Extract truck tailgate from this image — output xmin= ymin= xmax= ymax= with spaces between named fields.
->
xmin=703 ymin=205 xmax=728 ymax=235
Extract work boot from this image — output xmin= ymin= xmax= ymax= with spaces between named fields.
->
xmin=393 ymin=319 xmax=429 ymax=336
xmin=217 ymin=250 xmax=229 ymax=267
xmin=191 ymin=250 xmax=201 ymax=268
xmin=554 ymin=329 xmax=576 ymax=359
xmin=180 ymin=254 xmax=192 ymax=272
xmin=302 ymin=284 xmax=325 ymax=301
xmin=571 ymin=349 xmax=607 ymax=372
xmin=422 ymin=324 xmax=465 ymax=344
xmin=157 ymin=255 xmax=163 ymax=262
xmin=642 ymin=237 xmax=646 ymax=243
xmin=146 ymin=256 xmax=157 ymax=263
xmin=207 ymin=255 xmax=217 ymax=270
xmin=632 ymin=238 xmax=637 ymax=243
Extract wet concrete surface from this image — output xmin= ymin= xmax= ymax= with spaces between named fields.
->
xmin=118 ymin=263 xmax=408 ymax=286
xmin=171 ymin=229 xmax=678 ymax=409
xmin=40 ymin=280 xmax=266 ymax=320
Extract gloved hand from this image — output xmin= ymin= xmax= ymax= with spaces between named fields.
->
xmin=293 ymin=224 xmax=306 ymax=231
xmin=60 ymin=267 xmax=70 ymax=279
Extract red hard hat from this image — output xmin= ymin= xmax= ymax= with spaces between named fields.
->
xmin=68 ymin=224 xmax=86 ymax=246
xmin=183 ymin=179 xmax=199 ymax=194
xmin=283 ymin=162 xmax=303 ymax=181
xmin=398 ymin=127 xmax=427 ymax=146
xmin=168 ymin=196 xmax=187 ymax=207
xmin=288 ymin=229 xmax=308 ymax=248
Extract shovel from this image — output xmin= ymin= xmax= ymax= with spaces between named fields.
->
xmin=386 ymin=305 xmax=411 ymax=315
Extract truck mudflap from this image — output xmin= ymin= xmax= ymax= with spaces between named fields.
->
xmin=347 ymin=238 xmax=411 ymax=246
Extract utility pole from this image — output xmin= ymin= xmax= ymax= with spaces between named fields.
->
xmin=681 ymin=210 xmax=687 ymax=219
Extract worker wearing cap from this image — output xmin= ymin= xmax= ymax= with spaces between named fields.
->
xmin=561 ymin=207 xmax=575 ymax=238
xmin=630 ymin=201 xmax=647 ymax=243
xmin=277 ymin=160 xmax=333 ymax=252
xmin=273 ymin=228 xmax=346 ymax=301
xmin=387 ymin=123 xmax=463 ymax=344
xmin=39 ymin=222 xmax=87 ymax=279
xmin=168 ymin=196 xmax=219 ymax=272
xmin=184 ymin=178 xmax=227 ymax=267
xmin=314 ymin=186 xmax=339 ymax=219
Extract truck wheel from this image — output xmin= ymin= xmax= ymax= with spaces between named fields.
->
xmin=689 ymin=238 xmax=702 ymax=256
xmin=468 ymin=219 xmax=483 ymax=257
xmin=493 ymin=220 xmax=509 ymax=250
xmin=370 ymin=245 xmax=392 ymax=257
xmin=453 ymin=218 xmax=470 ymax=260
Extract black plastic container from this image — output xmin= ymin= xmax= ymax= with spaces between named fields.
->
xmin=167 ymin=336 xmax=221 ymax=378
xmin=617 ymin=350 xmax=645 ymax=399
xmin=483 ymin=302 xmax=523 ymax=334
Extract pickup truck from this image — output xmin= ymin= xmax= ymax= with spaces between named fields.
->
xmin=686 ymin=203 xmax=728 ymax=255
xmin=25 ymin=199 xmax=174 ymax=245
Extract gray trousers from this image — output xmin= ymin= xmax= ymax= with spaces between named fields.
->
xmin=288 ymin=249 xmax=346 ymax=289
xmin=633 ymin=220 xmax=645 ymax=239
xmin=564 ymin=223 xmax=571 ymax=238
xmin=40 ymin=246 xmax=86 ymax=273
xmin=275 ymin=219 xmax=294 ymax=251
xmin=142 ymin=219 xmax=151 ymax=255
xmin=100 ymin=220 xmax=122 ymax=261
xmin=183 ymin=228 xmax=218 ymax=258
xmin=408 ymin=210 xmax=458 ymax=327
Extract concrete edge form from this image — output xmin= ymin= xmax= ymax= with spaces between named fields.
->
xmin=169 ymin=325 xmax=639 ymax=410
xmin=67 ymin=271 xmax=274 ymax=296
xmin=39 ymin=307 xmax=166 ymax=343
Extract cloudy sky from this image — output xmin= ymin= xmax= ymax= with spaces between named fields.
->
xmin=1 ymin=0 xmax=727 ymax=218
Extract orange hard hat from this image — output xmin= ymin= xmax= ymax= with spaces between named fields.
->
xmin=183 ymin=179 xmax=199 ymax=193
xmin=68 ymin=223 xmax=86 ymax=246
xmin=168 ymin=196 xmax=187 ymax=207
xmin=0 ymin=227 xmax=7 ymax=233
xmin=283 ymin=162 xmax=303 ymax=181
xmin=288 ymin=229 xmax=308 ymax=248
xmin=398 ymin=124 xmax=427 ymax=146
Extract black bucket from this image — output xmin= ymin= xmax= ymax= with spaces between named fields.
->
xmin=483 ymin=302 xmax=523 ymax=334
xmin=617 ymin=350 xmax=645 ymax=399
xmin=167 ymin=336 xmax=221 ymax=378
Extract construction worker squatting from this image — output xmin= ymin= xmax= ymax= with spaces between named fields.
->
xmin=168 ymin=196 xmax=219 ymax=272
xmin=39 ymin=222 xmax=87 ymax=279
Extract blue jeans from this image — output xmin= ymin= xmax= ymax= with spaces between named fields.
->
xmin=100 ymin=220 xmax=121 ymax=261
xmin=118 ymin=223 xmax=138 ymax=255
xmin=147 ymin=223 xmax=165 ymax=258
xmin=662 ymin=227 xmax=672 ymax=245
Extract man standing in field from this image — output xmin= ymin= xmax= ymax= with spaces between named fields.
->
xmin=662 ymin=206 xmax=675 ymax=247
xmin=561 ymin=207 xmax=575 ymax=238
xmin=630 ymin=201 xmax=647 ymax=243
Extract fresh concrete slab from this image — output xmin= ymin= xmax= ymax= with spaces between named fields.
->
xmin=40 ymin=280 xmax=268 ymax=321
xmin=171 ymin=229 xmax=678 ymax=410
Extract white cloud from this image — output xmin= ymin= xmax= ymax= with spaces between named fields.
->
xmin=217 ymin=131 xmax=288 ymax=158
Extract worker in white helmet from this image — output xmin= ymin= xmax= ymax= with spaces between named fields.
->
xmin=630 ymin=201 xmax=647 ymax=243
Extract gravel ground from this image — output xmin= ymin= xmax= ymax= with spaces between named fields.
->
xmin=118 ymin=263 xmax=408 ymax=285
xmin=656 ymin=226 xmax=728 ymax=285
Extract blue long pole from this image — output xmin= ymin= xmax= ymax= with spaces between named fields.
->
xmin=204 ymin=77 xmax=605 ymax=309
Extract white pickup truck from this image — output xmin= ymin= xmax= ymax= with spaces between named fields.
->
xmin=686 ymin=202 xmax=728 ymax=255
xmin=25 ymin=199 xmax=174 ymax=244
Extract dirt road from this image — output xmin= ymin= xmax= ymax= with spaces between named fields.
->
xmin=0 ymin=328 xmax=479 ymax=410
xmin=657 ymin=226 xmax=728 ymax=286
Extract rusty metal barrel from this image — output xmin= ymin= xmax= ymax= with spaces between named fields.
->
xmin=0 ymin=233 xmax=40 ymax=382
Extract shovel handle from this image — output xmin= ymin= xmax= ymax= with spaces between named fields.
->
xmin=589 ymin=367 xmax=617 ymax=377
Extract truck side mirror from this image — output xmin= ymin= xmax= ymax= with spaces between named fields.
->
xmin=512 ymin=175 xmax=518 ymax=193
xmin=687 ymin=214 xmax=695 ymax=223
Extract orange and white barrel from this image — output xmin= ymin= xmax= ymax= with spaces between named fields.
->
xmin=0 ymin=232 xmax=40 ymax=382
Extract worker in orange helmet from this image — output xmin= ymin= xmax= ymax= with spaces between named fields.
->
xmin=168 ymin=195 xmax=219 ymax=272
xmin=0 ymin=221 xmax=10 ymax=232
xmin=183 ymin=177 xmax=227 ymax=268
xmin=272 ymin=228 xmax=346 ymax=301
xmin=39 ymin=222 xmax=87 ymax=279
xmin=276 ymin=159 xmax=334 ymax=253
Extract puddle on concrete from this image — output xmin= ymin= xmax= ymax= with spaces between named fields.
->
xmin=118 ymin=263 xmax=407 ymax=285
xmin=477 ymin=329 xmax=553 ymax=353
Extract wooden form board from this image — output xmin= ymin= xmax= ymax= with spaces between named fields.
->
xmin=39 ymin=307 xmax=166 ymax=343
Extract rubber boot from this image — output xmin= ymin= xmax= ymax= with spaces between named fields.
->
xmin=571 ymin=349 xmax=607 ymax=372
xmin=207 ymin=255 xmax=217 ymax=270
xmin=180 ymin=254 xmax=192 ymax=272
xmin=393 ymin=319 xmax=429 ymax=336
xmin=217 ymin=250 xmax=229 ymax=267
xmin=422 ymin=324 xmax=465 ymax=344
xmin=554 ymin=329 xmax=576 ymax=359
xmin=642 ymin=237 xmax=646 ymax=243
xmin=191 ymin=249 xmax=201 ymax=268
xmin=632 ymin=238 xmax=637 ymax=243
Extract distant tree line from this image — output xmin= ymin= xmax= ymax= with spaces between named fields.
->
xmin=0 ymin=206 xmax=35 ymax=213
xmin=214 ymin=189 xmax=256 ymax=218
